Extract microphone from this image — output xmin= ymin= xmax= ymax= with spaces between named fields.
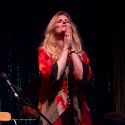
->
xmin=0 ymin=72 xmax=19 ymax=100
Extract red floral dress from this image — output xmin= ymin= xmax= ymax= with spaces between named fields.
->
xmin=38 ymin=46 xmax=92 ymax=125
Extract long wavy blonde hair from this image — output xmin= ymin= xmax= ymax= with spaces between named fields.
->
xmin=40 ymin=11 xmax=83 ymax=62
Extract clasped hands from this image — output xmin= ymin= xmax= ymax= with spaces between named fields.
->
xmin=64 ymin=26 xmax=75 ymax=52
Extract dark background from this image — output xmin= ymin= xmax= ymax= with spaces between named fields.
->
xmin=0 ymin=0 xmax=124 ymax=125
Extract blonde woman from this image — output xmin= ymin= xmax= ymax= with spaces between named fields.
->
xmin=38 ymin=11 xmax=93 ymax=125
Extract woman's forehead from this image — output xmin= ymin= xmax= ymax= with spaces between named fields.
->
xmin=57 ymin=15 xmax=69 ymax=20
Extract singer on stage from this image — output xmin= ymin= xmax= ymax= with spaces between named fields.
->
xmin=37 ymin=11 xmax=93 ymax=125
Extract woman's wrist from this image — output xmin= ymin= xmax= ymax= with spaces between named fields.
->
xmin=70 ymin=50 xmax=78 ymax=54
xmin=63 ymin=47 xmax=69 ymax=52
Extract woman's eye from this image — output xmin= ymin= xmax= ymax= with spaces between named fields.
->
xmin=57 ymin=21 xmax=61 ymax=23
xmin=66 ymin=21 xmax=70 ymax=23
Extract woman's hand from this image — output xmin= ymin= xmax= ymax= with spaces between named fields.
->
xmin=64 ymin=26 xmax=72 ymax=50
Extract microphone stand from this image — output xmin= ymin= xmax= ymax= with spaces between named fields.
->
xmin=0 ymin=72 xmax=52 ymax=125
xmin=9 ymin=85 xmax=53 ymax=125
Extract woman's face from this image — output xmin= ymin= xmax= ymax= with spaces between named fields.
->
xmin=54 ymin=15 xmax=71 ymax=34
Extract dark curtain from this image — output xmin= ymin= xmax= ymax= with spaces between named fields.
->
xmin=113 ymin=35 xmax=125 ymax=112
xmin=112 ymin=1 xmax=125 ymax=112
xmin=1 ymin=0 xmax=125 ymax=125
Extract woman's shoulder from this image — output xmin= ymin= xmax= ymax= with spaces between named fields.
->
xmin=81 ymin=50 xmax=90 ymax=64
xmin=38 ymin=46 xmax=47 ymax=53
xmin=38 ymin=46 xmax=52 ymax=60
xmin=38 ymin=45 xmax=45 ymax=51
xmin=38 ymin=46 xmax=48 ymax=56
xmin=81 ymin=50 xmax=87 ymax=55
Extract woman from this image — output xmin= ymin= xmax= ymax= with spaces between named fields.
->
xmin=38 ymin=11 xmax=93 ymax=125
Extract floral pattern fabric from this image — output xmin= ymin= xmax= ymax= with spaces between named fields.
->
xmin=38 ymin=46 xmax=92 ymax=125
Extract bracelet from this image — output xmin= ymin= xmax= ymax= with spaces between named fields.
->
xmin=70 ymin=50 xmax=77 ymax=54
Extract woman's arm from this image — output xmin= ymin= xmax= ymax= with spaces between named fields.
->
xmin=57 ymin=48 xmax=69 ymax=80
xmin=70 ymin=50 xmax=83 ymax=81
xmin=57 ymin=28 xmax=71 ymax=80
xmin=70 ymin=47 xmax=92 ymax=82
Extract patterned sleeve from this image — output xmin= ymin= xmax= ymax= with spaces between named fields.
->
xmin=38 ymin=47 xmax=58 ymax=86
xmin=81 ymin=51 xmax=92 ymax=82
xmin=38 ymin=47 xmax=52 ymax=79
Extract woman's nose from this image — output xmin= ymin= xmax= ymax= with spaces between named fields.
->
xmin=63 ymin=21 xmax=66 ymax=24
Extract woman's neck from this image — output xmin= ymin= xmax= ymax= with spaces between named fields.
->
xmin=55 ymin=32 xmax=64 ymax=41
